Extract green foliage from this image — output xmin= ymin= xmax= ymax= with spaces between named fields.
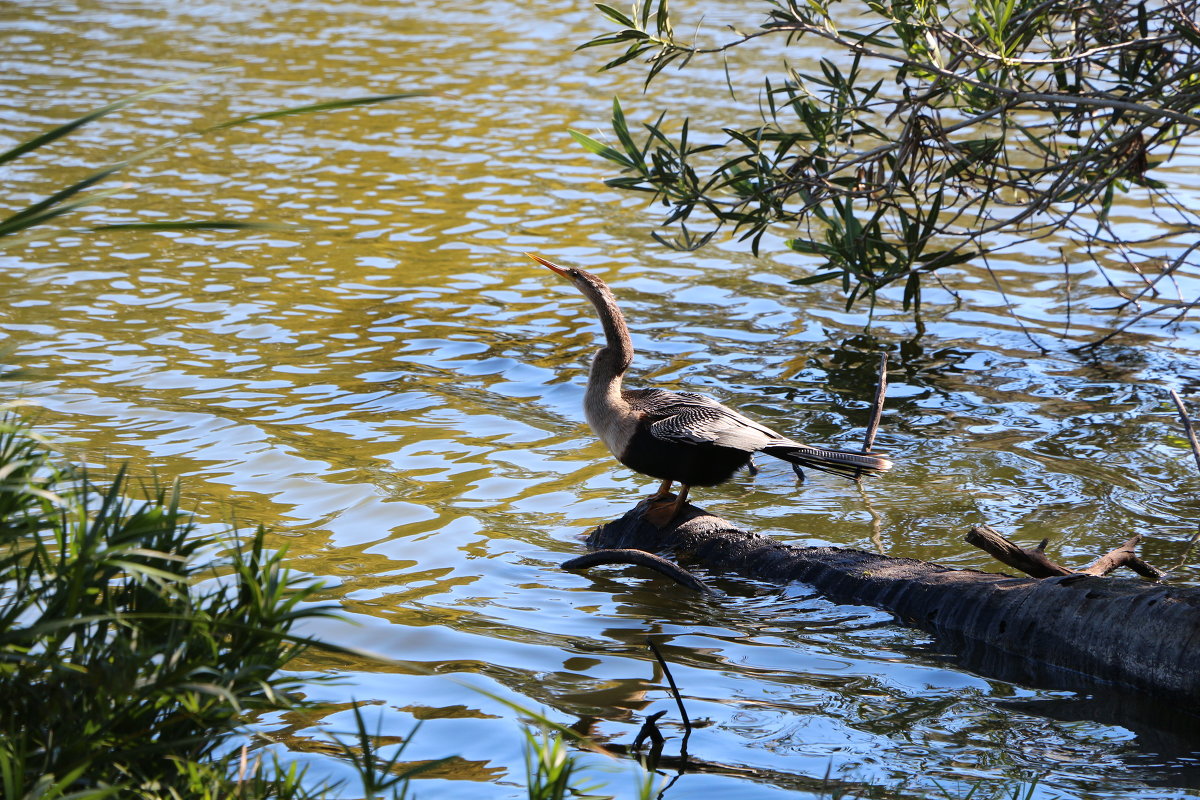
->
xmin=0 ymin=417 xmax=661 ymax=799
xmin=577 ymin=0 xmax=1200 ymax=325
xmin=324 ymin=705 xmax=454 ymax=800
xmin=524 ymin=728 xmax=608 ymax=800
xmin=0 ymin=411 xmax=336 ymax=794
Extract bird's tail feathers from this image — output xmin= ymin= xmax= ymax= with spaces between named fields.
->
xmin=763 ymin=444 xmax=892 ymax=481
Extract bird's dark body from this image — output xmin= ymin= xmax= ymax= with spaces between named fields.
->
xmin=619 ymin=418 xmax=751 ymax=486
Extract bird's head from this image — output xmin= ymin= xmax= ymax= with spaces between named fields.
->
xmin=524 ymin=252 xmax=632 ymax=368
xmin=524 ymin=252 xmax=614 ymax=306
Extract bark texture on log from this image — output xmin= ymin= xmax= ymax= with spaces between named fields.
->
xmin=588 ymin=500 xmax=1200 ymax=705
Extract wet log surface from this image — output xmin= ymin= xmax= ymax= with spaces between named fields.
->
xmin=584 ymin=499 xmax=1200 ymax=705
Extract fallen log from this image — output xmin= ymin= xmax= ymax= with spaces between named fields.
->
xmin=578 ymin=498 xmax=1200 ymax=705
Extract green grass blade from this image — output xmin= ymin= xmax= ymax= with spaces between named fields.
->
xmin=204 ymin=92 xmax=427 ymax=131
xmin=0 ymin=164 xmax=125 ymax=236
xmin=0 ymin=185 xmax=127 ymax=241
xmin=0 ymin=80 xmax=190 ymax=167
xmin=90 ymin=220 xmax=292 ymax=233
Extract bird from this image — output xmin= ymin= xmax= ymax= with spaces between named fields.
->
xmin=527 ymin=252 xmax=892 ymax=528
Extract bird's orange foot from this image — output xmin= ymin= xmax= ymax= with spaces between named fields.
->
xmin=642 ymin=495 xmax=682 ymax=529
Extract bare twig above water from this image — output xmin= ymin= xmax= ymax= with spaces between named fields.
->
xmin=966 ymin=525 xmax=1073 ymax=578
xmin=647 ymin=639 xmax=691 ymax=772
xmin=562 ymin=548 xmax=714 ymax=594
xmin=1169 ymin=389 xmax=1200 ymax=474
xmin=1166 ymin=389 xmax=1200 ymax=576
xmin=631 ymin=709 xmax=666 ymax=768
xmin=1061 ymin=248 xmax=1073 ymax=338
xmin=862 ymin=353 xmax=888 ymax=456
xmin=1163 ymin=528 xmax=1200 ymax=579
xmin=1080 ymin=535 xmax=1164 ymax=580
xmin=1074 ymin=300 xmax=1200 ymax=351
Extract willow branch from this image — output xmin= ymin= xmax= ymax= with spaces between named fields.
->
xmin=668 ymin=20 xmax=1200 ymax=129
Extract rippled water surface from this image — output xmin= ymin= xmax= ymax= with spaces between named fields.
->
xmin=4 ymin=1 xmax=1200 ymax=797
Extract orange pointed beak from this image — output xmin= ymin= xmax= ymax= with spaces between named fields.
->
xmin=524 ymin=252 xmax=570 ymax=277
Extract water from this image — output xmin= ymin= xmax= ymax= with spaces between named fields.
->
xmin=3 ymin=1 xmax=1200 ymax=797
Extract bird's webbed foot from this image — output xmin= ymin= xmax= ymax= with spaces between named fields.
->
xmin=643 ymin=498 xmax=679 ymax=529
xmin=641 ymin=485 xmax=689 ymax=529
xmin=645 ymin=479 xmax=673 ymax=503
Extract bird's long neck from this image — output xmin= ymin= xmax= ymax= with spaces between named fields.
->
xmin=582 ymin=282 xmax=634 ymax=420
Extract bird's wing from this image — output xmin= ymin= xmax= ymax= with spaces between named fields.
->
xmin=626 ymin=389 xmax=787 ymax=451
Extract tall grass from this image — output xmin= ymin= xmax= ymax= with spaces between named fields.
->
xmin=0 ymin=410 xmax=664 ymax=797
xmin=0 ymin=411 xmax=337 ymax=794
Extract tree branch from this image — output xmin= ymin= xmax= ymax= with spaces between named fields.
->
xmin=562 ymin=547 xmax=715 ymax=594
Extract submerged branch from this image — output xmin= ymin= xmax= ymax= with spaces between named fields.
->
xmin=562 ymin=548 xmax=715 ymax=594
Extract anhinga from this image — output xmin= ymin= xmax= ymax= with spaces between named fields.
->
xmin=528 ymin=253 xmax=892 ymax=527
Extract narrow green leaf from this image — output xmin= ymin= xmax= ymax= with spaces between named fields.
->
xmin=1014 ymin=121 xmax=1055 ymax=157
xmin=595 ymin=3 xmax=636 ymax=28
xmin=611 ymin=97 xmax=643 ymax=166
xmin=920 ymin=189 xmax=943 ymax=243
xmin=645 ymin=50 xmax=679 ymax=87
xmin=89 ymin=221 xmax=291 ymax=232
xmin=655 ymin=0 xmax=672 ymax=35
xmin=920 ymin=249 xmax=978 ymax=267
xmin=107 ymin=560 xmax=189 ymax=584
xmin=1099 ymin=182 xmax=1115 ymax=223
xmin=568 ymin=129 xmax=635 ymax=167
xmin=205 ymin=92 xmax=425 ymax=131
xmin=0 ymin=164 xmax=125 ymax=236
xmin=903 ymin=272 xmax=920 ymax=310
xmin=789 ymin=269 xmax=843 ymax=285
xmin=787 ymin=238 xmax=821 ymax=255
xmin=576 ymin=33 xmax=644 ymax=50
xmin=0 ymin=80 xmax=189 ymax=167
xmin=838 ymin=28 xmax=895 ymax=49
xmin=0 ymin=185 xmax=127 ymax=241
xmin=602 ymin=46 xmax=652 ymax=71
xmin=1177 ymin=15 xmax=1200 ymax=48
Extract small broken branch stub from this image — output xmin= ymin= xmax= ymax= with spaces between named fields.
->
xmin=965 ymin=524 xmax=1165 ymax=581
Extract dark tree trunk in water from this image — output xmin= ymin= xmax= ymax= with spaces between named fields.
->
xmin=585 ymin=501 xmax=1200 ymax=705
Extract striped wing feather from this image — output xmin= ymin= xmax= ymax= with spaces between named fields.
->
xmin=625 ymin=388 xmax=891 ymax=478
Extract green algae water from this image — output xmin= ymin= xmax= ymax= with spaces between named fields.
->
xmin=2 ymin=1 xmax=1200 ymax=796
